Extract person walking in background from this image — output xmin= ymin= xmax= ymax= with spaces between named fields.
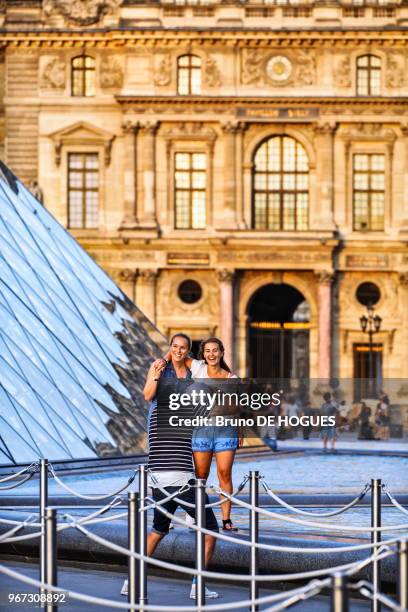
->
xmin=300 ymin=400 xmax=314 ymax=440
xmin=358 ymin=402 xmax=373 ymax=440
xmin=319 ymin=392 xmax=339 ymax=453
xmin=376 ymin=399 xmax=390 ymax=440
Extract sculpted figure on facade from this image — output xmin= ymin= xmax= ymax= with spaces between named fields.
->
xmin=333 ymin=55 xmax=351 ymax=87
xmin=241 ymin=49 xmax=266 ymax=85
xmin=154 ymin=54 xmax=172 ymax=87
xmin=100 ymin=56 xmax=124 ymax=89
xmin=40 ymin=58 xmax=66 ymax=90
xmin=203 ymin=55 xmax=222 ymax=88
xmin=386 ymin=53 xmax=405 ymax=89
xmin=43 ymin=0 xmax=120 ymax=26
xmin=295 ymin=50 xmax=316 ymax=85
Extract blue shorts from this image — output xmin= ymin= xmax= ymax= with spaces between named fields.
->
xmin=321 ymin=426 xmax=337 ymax=439
xmin=192 ymin=426 xmax=239 ymax=452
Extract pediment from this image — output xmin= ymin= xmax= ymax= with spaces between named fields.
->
xmin=49 ymin=121 xmax=115 ymax=166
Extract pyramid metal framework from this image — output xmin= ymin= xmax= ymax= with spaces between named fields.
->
xmin=0 ymin=162 xmax=165 ymax=466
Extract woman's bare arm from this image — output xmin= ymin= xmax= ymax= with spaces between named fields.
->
xmin=143 ymin=362 xmax=165 ymax=401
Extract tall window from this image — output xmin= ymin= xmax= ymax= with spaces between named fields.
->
xmin=174 ymin=152 xmax=206 ymax=229
xmin=68 ymin=153 xmax=99 ymax=229
xmin=356 ymin=55 xmax=381 ymax=96
xmin=353 ymin=153 xmax=385 ymax=231
xmin=71 ymin=56 xmax=96 ymax=97
xmin=177 ymin=55 xmax=202 ymax=95
xmin=252 ymin=136 xmax=309 ymax=231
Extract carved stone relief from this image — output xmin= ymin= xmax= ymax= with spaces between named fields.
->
xmin=386 ymin=52 xmax=405 ymax=89
xmin=203 ymin=55 xmax=222 ymax=88
xmin=241 ymin=49 xmax=315 ymax=87
xmin=100 ymin=56 xmax=124 ymax=89
xmin=333 ymin=56 xmax=351 ymax=88
xmin=40 ymin=58 xmax=66 ymax=90
xmin=43 ymin=0 xmax=120 ymax=26
xmin=341 ymin=123 xmax=397 ymax=144
xmin=154 ymin=54 xmax=172 ymax=87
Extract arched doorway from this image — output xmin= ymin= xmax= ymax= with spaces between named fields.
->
xmin=248 ymin=283 xmax=310 ymax=380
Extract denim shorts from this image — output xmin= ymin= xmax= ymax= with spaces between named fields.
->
xmin=192 ymin=426 xmax=239 ymax=452
xmin=321 ymin=426 xmax=337 ymax=439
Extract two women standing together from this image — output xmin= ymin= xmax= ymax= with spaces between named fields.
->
xmin=144 ymin=334 xmax=241 ymax=531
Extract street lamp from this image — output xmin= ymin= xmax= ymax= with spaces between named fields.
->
xmin=359 ymin=304 xmax=382 ymax=397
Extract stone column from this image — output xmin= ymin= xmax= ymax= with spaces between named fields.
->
xmin=136 ymin=269 xmax=158 ymax=323
xmin=216 ymin=269 xmax=235 ymax=371
xmin=220 ymin=122 xmax=238 ymax=228
xmin=139 ymin=122 xmax=158 ymax=228
xmin=119 ymin=269 xmax=137 ymax=303
xmin=313 ymin=122 xmax=336 ymax=230
xmin=315 ymin=270 xmax=334 ymax=381
xmin=120 ymin=122 xmax=139 ymax=229
xmin=236 ymin=122 xmax=248 ymax=229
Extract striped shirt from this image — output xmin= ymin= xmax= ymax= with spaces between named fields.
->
xmin=147 ymin=380 xmax=207 ymax=473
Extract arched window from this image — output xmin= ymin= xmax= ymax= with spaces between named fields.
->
xmin=177 ymin=55 xmax=201 ymax=95
xmin=356 ymin=55 xmax=381 ymax=96
xmin=252 ymin=136 xmax=309 ymax=231
xmin=71 ymin=56 xmax=96 ymax=97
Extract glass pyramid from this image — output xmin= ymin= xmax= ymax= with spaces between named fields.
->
xmin=0 ymin=162 xmax=166 ymax=466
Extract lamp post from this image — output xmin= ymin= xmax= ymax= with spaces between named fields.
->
xmin=359 ymin=304 xmax=382 ymax=397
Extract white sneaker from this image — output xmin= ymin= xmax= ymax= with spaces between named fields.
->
xmin=190 ymin=583 xmax=219 ymax=599
xmin=185 ymin=512 xmax=195 ymax=529
xmin=121 ymin=579 xmax=128 ymax=596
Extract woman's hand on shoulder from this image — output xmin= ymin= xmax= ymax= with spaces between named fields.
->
xmin=152 ymin=358 xmax=167 ymax=371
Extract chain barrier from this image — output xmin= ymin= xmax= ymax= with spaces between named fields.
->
xmin=262 ymin=480 xmax=371 ymax=518
xmin=1 ymin=460 xmax=408 ymax=611
xmin=48 ymin=464 xmax=137 ymax=500
xmin=0 ymin=562 xmax=330 ymax=611
xmin=353 ymin=580 xmax=406 ymax=612
xmin=0 ymin=461 xmax=39 ymax=484
xmin=383 ymin=485 xmax=408 ymax=517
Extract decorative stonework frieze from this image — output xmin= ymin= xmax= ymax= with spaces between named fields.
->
xmin=40 ymin=58 xmax=66 ymax=90
xmin=241 ymin=49 xmax=266 ymax=85
xmin=386 ymin=52 xmax=405 ymax=89
xmin=314 ymin=270 xmax=334 ymax=285
xmin=241 ymin=49 xmax=315 ymax=87
xmin=203 ymin=55 xmax=222 ymax=88
xmin=154 ymin=54 xmax=172 ymax=87
xmin=295 ymin=50 xmax=316 ymax=86
xmin=43 ymin=0 xmax=120 ymax=26
xmin=162 ymin=122 xmax=217 ymax=143
xmin=333 ymin=56 xmax=351 ymax=88
xmin=100 ymin=56 xmax=123 ymax=89
xmin=341 ymin=123 xmax=397 ymax=143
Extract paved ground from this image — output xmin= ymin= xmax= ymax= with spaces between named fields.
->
xmin=0 ymin=559 xmax=372 ymax=611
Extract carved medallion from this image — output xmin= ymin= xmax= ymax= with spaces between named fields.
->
xmin=43 ymin=0 xmax=120 ymax=26
xmin=266 ymin=55 xmax=293 ymax=84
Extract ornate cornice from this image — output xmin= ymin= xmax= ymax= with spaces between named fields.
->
xmin=1 ymin=30 xmax=407 ymax=48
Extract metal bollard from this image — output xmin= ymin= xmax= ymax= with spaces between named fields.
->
xmin=331 ymin=573 xmax=349 ymax=612
xmin=398 ymin=539 xmax=408 ymax=611
xmin=138 ymin=465 xmax=148 ymax=609
xmin=44 ymin=508 xmax=57 ymax=612
xmin=39 ymin=459 xmax=49 ymax=598
xmin=249 ymin=471 xmax=259 ymax=612
xmin=195 ymin=478 xmax=206 ymax=608
xmin=128 ymin=492 xmax=140 ymax=609
xmin=370 ymin=479 xmax=382 ymax=612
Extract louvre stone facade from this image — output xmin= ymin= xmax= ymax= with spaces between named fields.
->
xmin=1 ymin=1 xmax=408 ymax=422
